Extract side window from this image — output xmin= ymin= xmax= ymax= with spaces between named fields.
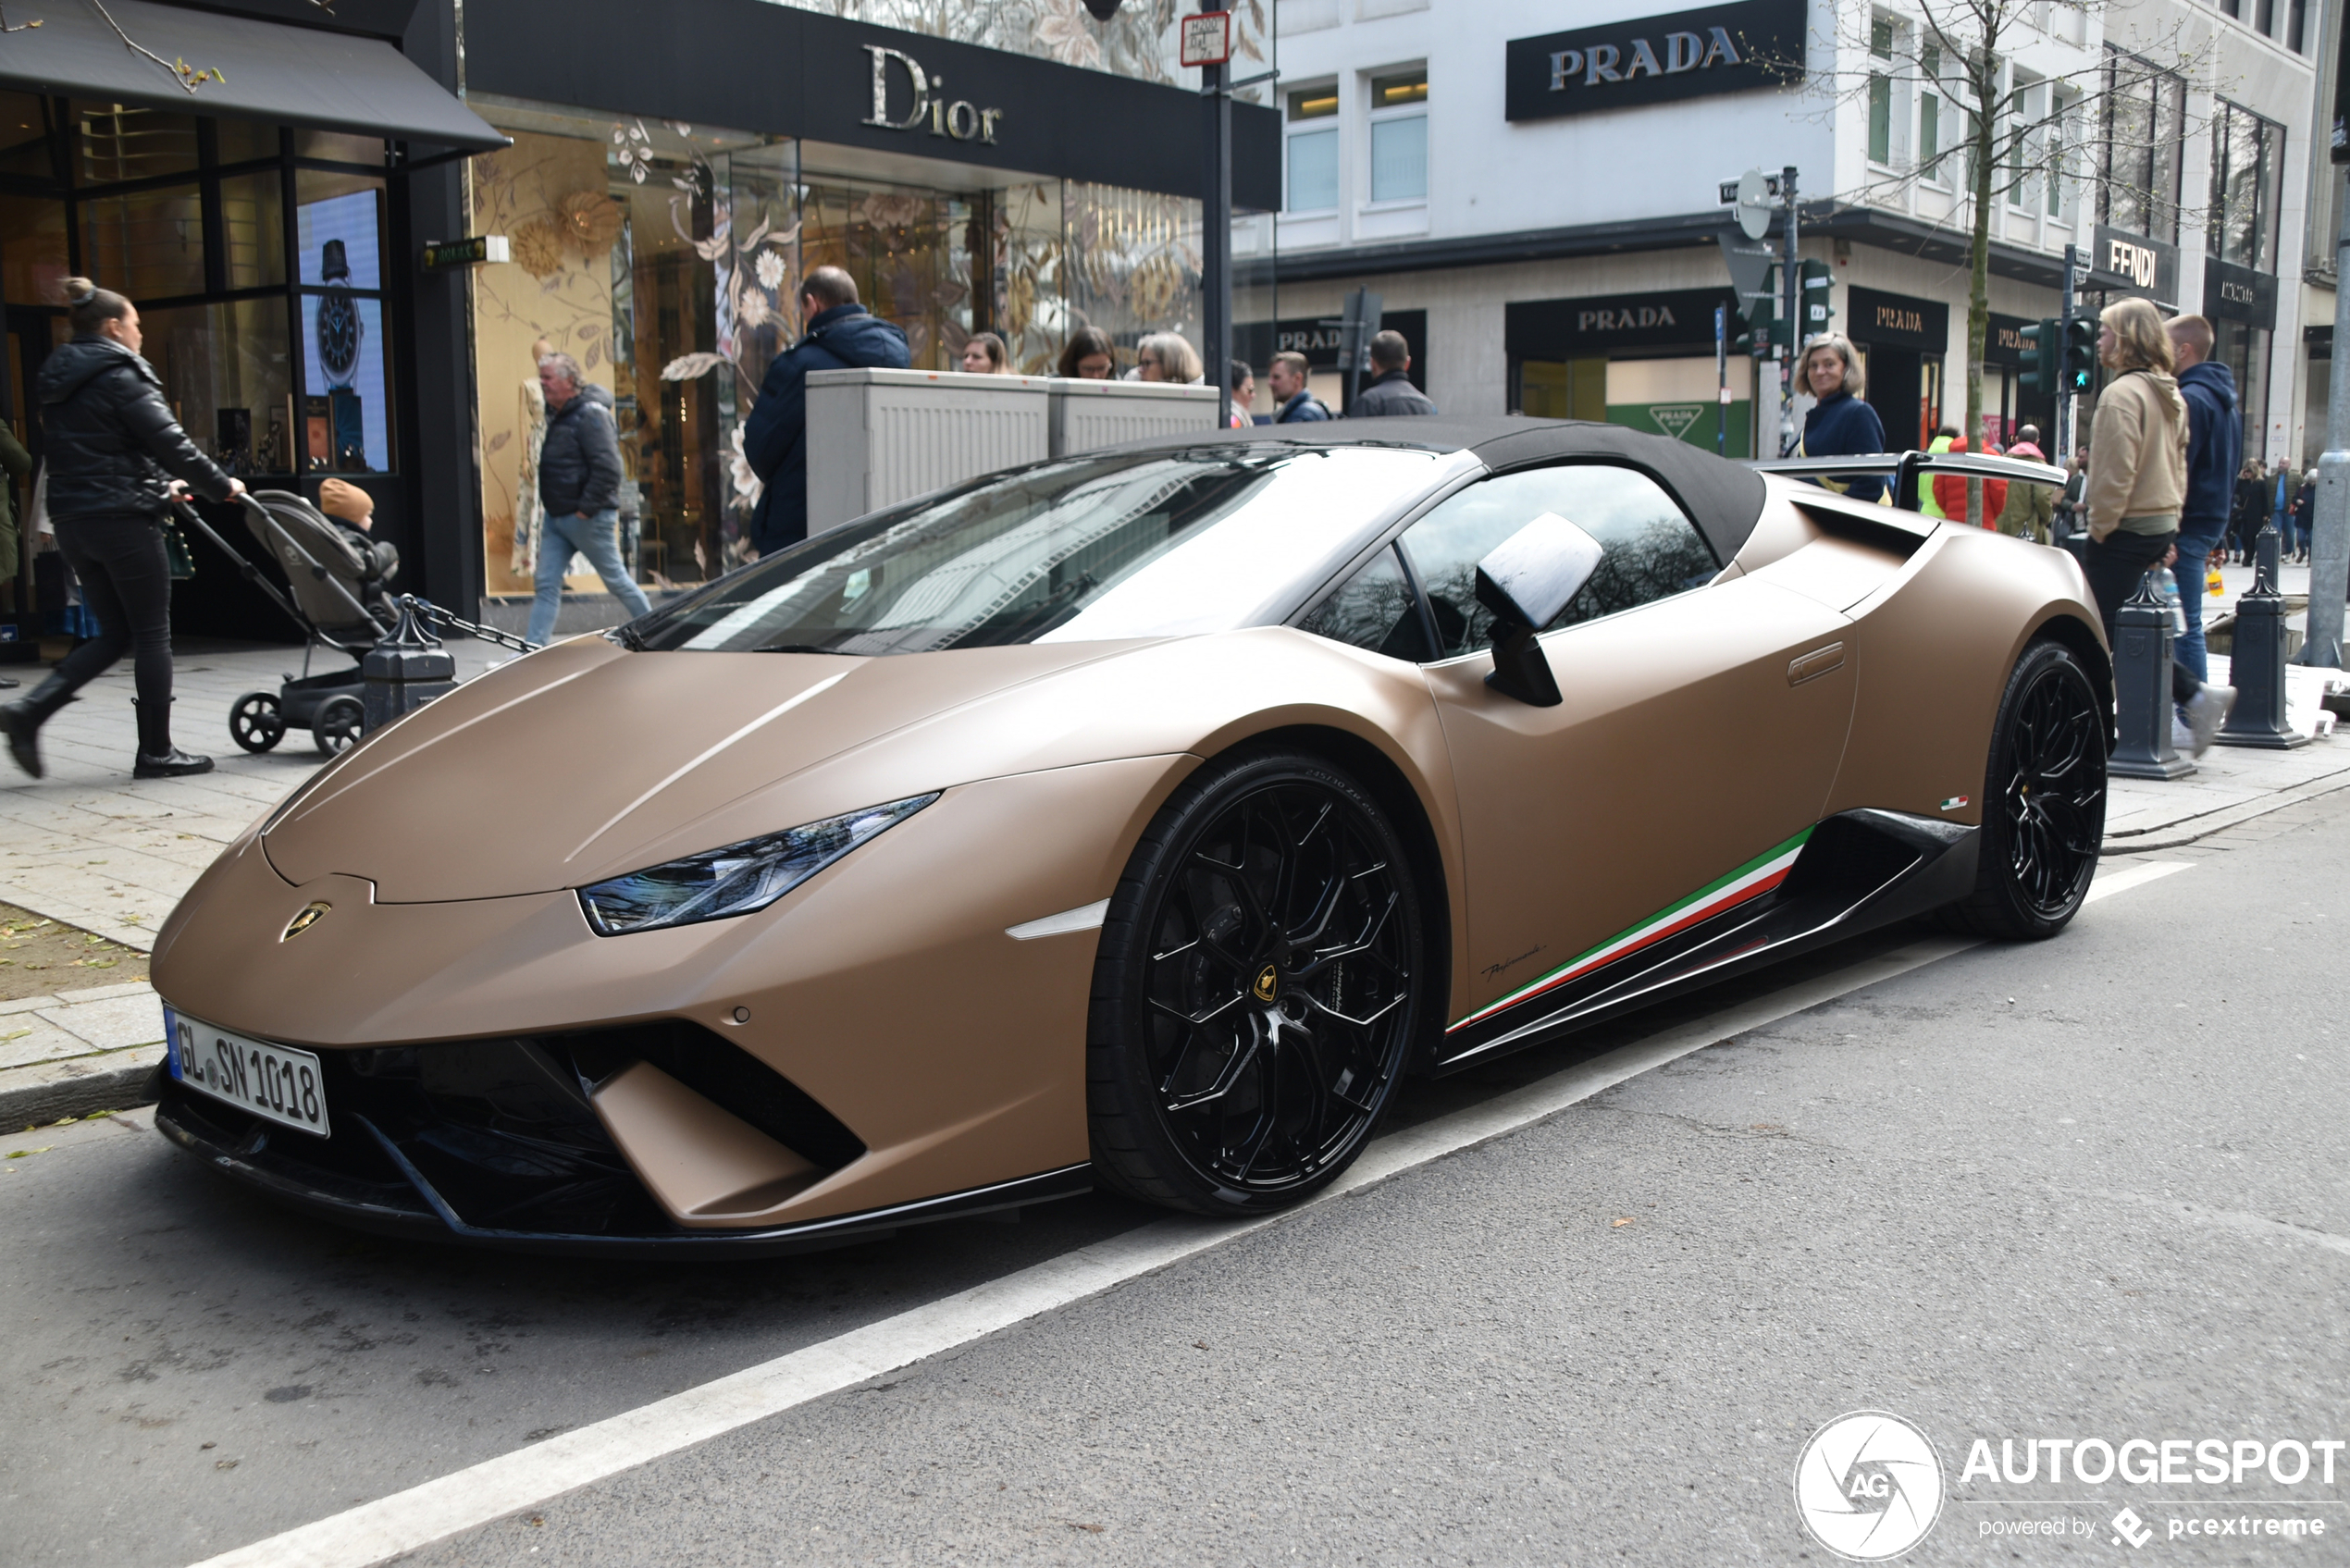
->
xmin=1297 ymin=546 xmax=1437 ymax=661
xmin=1396 ymin=464 xmax=1718 ymax=657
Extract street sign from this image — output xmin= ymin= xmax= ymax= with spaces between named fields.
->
xmin=1180 ymin=11 xmax=1232 ymax=67
xmin=1734 ymin=168 xmax=1774 ymax=241
xmin=422 ymin=235 xmax=510 ymax=272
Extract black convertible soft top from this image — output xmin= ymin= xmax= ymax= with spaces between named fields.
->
xmin=1175 ymin=416 xmax=1773 ymax=565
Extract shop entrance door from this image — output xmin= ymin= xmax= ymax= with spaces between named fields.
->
xmin=1865 ymin=345 xmax=1921 ymax=451
xmin=2 ymin=311 xmax=54 ymax=647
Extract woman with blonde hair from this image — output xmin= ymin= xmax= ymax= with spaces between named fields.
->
xmin=2083 ymin=296 xmax=2233 ymax=752
xmin=959 ymin=332 xmax=1007 ymax=374
xmin=1793 ymin=332 xmax=1887 ymax=502
xmin=1135 ymin=332 xmax=1203 ymax=385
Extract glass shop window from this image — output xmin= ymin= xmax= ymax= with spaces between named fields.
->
xmin=294 ymin=171 xmax=392 ymax=473
xmin=1367 ymin=68 xmax=1427 ymax=204
xmin=80 ymin=184 xmax=206 ymax=300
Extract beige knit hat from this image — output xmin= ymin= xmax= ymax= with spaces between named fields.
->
xmin=317 ymin=477 xmax=374 ymax=525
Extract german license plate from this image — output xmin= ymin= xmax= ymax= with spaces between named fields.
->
xmin=165 ymin=1006 xmax=330 ymax=1138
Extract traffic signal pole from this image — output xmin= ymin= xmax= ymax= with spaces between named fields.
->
xmin=1778 ymin=166 xmax=1800 ymax=457
xmin=2058 ymin=243 xmax=2077 ymax=464
xmin=2303 ymin=164 xmax=2350 ymax=670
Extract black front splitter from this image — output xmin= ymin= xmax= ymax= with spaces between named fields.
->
xmin=154 ymin=1088 xmax=1094 ymax=1260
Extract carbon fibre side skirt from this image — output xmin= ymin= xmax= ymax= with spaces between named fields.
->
xmin=1431 ymin=809 xmax=1978 ymax=1074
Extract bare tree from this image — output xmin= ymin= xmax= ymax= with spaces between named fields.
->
xmin=0 ymin=0 xmax=337 ymax=93
xmin=1768 ymin=2 xmax=2212 ymax=475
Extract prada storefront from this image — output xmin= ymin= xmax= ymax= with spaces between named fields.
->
xmin=1 ymin=0 xmax=1275 ymax=629
xmin=1845 ymin=287 xmax=1948 ymax=454
xmin=1505 ymin=288 xmax=1753 ymax=457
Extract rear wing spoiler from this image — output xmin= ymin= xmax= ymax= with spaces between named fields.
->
xmin=1751 ymin=451 xmax=2066 ymax=512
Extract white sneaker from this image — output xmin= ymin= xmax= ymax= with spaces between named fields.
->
xmin=2184 ymin=684 xmax=2236 ymax=756
xmin=2171 ymin=715 xmax=2195 ymax=755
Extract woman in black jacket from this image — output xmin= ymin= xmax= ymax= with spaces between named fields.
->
xmin=2 ymin=279 xmax=243 ymax=778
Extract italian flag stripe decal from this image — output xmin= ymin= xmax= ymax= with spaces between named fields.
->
xmin=1448 ymin=826 xmax=1815 ymax=1032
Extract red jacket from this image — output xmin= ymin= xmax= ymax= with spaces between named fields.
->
xmin=1932 ymin=438 xmax=2009 ymax=525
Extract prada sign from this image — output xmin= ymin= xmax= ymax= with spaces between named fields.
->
xmin=2089 ymin=225 xmax=2179 ymax=303
xmin=863 ymin=44 xmax=1003 ymax=143
xmin=1505 ymin=0 xmax=1805 ymax=122
xmin=1505 ymin=288 xmax=1736 ymax=356
xmin=1981 ymin=312 xmax=2036 ymax=368
xmin=2204 ymin=257 xmax=2277 ymax=329
xmin=1846 ymin=286 xmax=1948 ymax=352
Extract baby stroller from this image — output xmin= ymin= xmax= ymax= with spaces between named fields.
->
xmin=170 ymin=490 xmax=403 ymax=755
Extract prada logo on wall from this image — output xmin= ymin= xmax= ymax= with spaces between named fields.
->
xmin=1504 ymin=289 xmax=1735 ymax=357
xmin=862 ymin=44 xmax=1003 ymax=143
xmin=2089 ymin=225 xmax=2179 ymax=303
xmin=1504 ymin=0 xmax=1805 ymax=122
xmin=1845 ymin=287 xmax=1948 ymax=352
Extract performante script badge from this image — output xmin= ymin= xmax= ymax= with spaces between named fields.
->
xmin=282 ymin=901 xmax=332 ymax=940
xmin=1253 ymin=965 xmax=1280 ymax=1003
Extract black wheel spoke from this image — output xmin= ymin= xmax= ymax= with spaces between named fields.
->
xmin=1993 ymin=652 xmax=2106 ymax=923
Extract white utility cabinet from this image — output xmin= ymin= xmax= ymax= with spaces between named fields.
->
xmin=1048 ymin=378 xmax=1221 ymax=457
xmin=804 ymin=367 xmax=1050 ymax=535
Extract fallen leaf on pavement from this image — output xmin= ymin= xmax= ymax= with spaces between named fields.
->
xmin=1611 ymin=1216 xmax=1633 ymax=1228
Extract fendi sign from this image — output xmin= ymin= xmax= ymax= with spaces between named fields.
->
xmin=1505 ymin=0 xmax=1804 ymax=121
xmin=862 ymin=44 xmax=1003 ymax=143
xmin=2089 ymin=225 xmax=2179 ymax=303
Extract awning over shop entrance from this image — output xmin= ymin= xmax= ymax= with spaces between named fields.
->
xmin=0 ymin=0 xmax=507 ymax=153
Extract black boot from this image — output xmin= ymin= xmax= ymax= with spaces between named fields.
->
xmin=0 ymin=673 xmax=76 ymax=779
xmin=131 ymin=697 xmax=212 ymax=779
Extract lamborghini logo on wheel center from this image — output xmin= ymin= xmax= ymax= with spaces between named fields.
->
xmin=1254 ymin=965 xmax=1280 ymax=1003
xmin=282 ymin=901 xmax=331 ymax=940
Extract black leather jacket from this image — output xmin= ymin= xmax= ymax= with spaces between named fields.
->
xmin=36 ymin=336 xmax=232 ymax=523
xmin=537 ymin=383 xmax=623 ymax=517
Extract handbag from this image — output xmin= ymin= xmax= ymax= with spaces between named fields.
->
xmin=160 ymin=516 xmax=197 ymax=581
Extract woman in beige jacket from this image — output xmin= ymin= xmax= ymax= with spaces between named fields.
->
xmin=2082 ymin=297 xmax=2232 ymax=752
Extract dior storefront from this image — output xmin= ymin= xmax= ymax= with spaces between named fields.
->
xmin=0 ymin=0 xmax=1275 ymax=629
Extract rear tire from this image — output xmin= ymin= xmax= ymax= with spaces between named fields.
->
xmin=1947 ymin=639 xmax=2106 ymax=940
xmin=1087 ymin=748 xmax=1425 ymax=1216
xmin=229 ymin=691 xmax=283 ymax=753
xmin=312 ymin=695 xmax=364 ymax=756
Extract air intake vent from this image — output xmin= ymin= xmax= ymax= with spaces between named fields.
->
xmin=554 ymin=1020 xmax=866 ymax=1171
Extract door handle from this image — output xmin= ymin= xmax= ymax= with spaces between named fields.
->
xmin=1787 ymin=642 xmax=1846 ymax=686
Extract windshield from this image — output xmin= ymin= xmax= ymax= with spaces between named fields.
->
xmin=630 ymin=445 xmax=1448 ymax=654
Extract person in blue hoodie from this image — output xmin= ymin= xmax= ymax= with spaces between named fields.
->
xmin=2165 ymin=315 xmax=2241 ymax=683
xmin=743 ymin=266 xmax=910 ymax=557
xmin=1794 ymin=334 xmax=1887 ymax=503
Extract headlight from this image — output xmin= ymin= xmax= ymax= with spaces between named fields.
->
xmin=576 ymin=793 xmax=938 ymax=935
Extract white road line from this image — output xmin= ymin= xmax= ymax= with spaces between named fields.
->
xmin=2084 ymin=858 xmax=2193 ymax=904
xmin=185 ymin=867 xmax=2190 ymax=1568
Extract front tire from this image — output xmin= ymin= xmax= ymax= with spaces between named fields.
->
xmin=1087 ymin=748 xmax=1425 ymax=1216
xmin=1948 ymin=639 xmax=2106 ymax=940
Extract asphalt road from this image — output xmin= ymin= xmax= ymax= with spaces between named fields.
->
xmin=5 ymin=791 xmax=2348 ymax=1567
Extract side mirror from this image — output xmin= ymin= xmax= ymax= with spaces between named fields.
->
xmin=1473 ymin=512 xmax=1602 ymax=707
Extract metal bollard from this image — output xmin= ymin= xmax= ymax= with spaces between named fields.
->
xmin=2217 ymin=525 xmax=2308 ymax=748
xmin=2109 ymin=571 xmax=2195 ymax=779
xmin=361 ymin=598 xmax=458 ymax=735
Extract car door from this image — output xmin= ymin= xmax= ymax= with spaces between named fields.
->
xmin=1388 ymin=463 xmax=1857 ymax=1036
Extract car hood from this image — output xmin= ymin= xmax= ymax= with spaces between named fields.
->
xmin=260 ymin=636 xmax=1158 ymax=902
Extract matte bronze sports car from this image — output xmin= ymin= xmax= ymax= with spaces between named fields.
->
xmin=150 ymin=420 xmax=2106 ymax=1253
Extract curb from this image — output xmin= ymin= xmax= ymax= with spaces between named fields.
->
xmin=2102 ymin=766 xmax=2350 ymax=856
xmin=1 ymin=1045 xmax=164 ymax=1130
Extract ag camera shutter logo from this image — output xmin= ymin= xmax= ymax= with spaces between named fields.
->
xmin=1794 ymin=1411 xmax=1945 ymax=1560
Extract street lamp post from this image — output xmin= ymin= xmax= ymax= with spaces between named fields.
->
xmin=2302 ymin=163 xmax=2350 ymax=670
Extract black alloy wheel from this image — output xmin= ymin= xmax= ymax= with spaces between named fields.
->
xmin=313 ymin=695 xmax=365 ymax=756
xmin=1948 ymin=639 xmax=2106 ymax=940
xmin=1088 ymin=748 xmax=1426 ymax=1216
xmin=229 ymin=691 xmax=284 ymax=753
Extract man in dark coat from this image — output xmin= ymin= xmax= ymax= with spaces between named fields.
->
xmin=526 ymin=352 xmax=649 ymax=647
xmin=743 ymin=266 xmax=910 ymax=557
xmin=1266 ymin=352 xmax=1330 ymax=423
xmin=1349 ymin=330 xmax=1437 ymax=416
xmin=2166 ymin=315 xmax=2241 ymax=683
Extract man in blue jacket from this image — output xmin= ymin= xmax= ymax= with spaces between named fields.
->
xmin=743 ymin=266 xmax=909 ymax=557
xmin=2167 ymin=315 xmax=2241 ymax=683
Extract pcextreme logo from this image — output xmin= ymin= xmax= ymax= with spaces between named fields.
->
xmin=1794 ymin=1411 xmax=1947 ymax=1561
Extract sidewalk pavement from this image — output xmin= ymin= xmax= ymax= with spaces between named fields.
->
xmin=1 ymin=632 xmax=2347 ymax=1130
xmin=0 ymin=636 xmax=503 ymax=1128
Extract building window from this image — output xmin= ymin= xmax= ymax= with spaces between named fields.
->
xmin=1367 ymin=68 xmax=1427 ymax=204
xmin=2209 ymin=100 xmax=2283 ymax=270
xmin=2096 ymin=48 xmax=2185 ymax=242
xmin=1868 ymin=17 xmax=1896 ymax=167
xmin=1285 ymin=83 xmax=1338 ymax=214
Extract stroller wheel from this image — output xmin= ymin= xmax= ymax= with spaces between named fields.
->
xmin=229 ymin=691 xmax=286 ymax=753
xmin=313 ymin=696 xmax=365 ymax=756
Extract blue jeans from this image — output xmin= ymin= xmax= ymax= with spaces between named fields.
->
xmin=529 ymin=508 xmax=653 ymax=646
xmin=2172 ymin=518 xmax=2227 ymax=684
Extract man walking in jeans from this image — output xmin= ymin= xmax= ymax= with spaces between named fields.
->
xmin=2165 ymin=314 xmax=2240 ymax=683
xmin=527 ymin=352 xmax=651 ymax=647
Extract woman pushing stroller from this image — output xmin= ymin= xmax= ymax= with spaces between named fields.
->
xmin=3 ymin=278 xmax=243 ymax=779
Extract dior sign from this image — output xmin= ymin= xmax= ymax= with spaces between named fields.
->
xmin=862 ymin=44 xmax=1003 ymax=143
xmin=1505 ymin=0 xmax=1803 ymax=122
